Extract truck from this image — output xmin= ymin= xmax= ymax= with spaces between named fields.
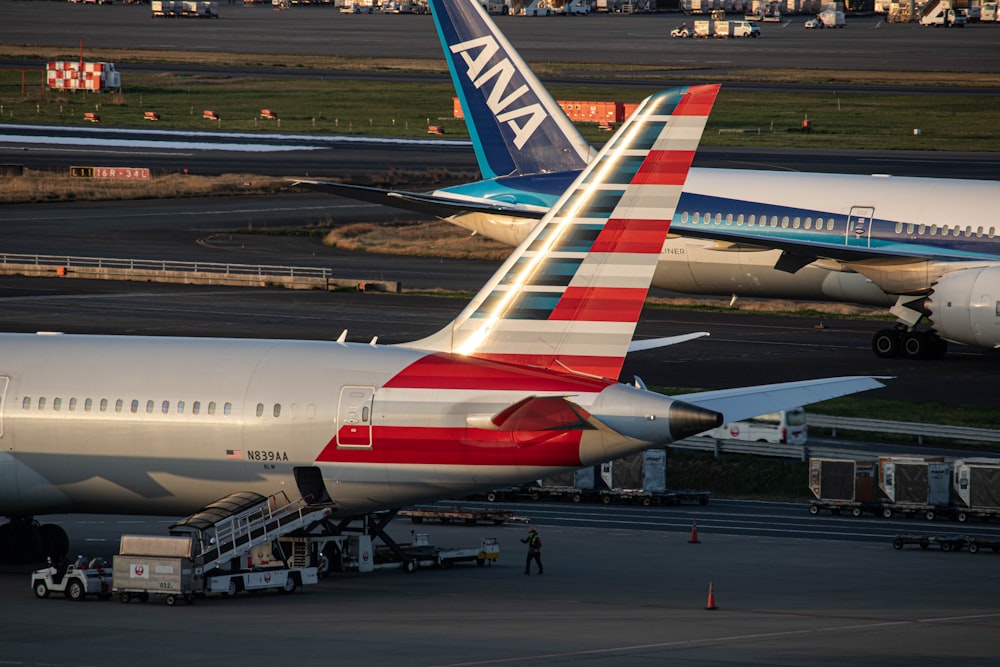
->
xmin=817 ymin=8 xmax=845 ymax=26
xmin=112 ymin=491 xmax=329 ymax=605
xmin=919 ymin=0 xmax=966 ymax=26
xmin=808 ymin=458 xmax=878 ymax=516
xmin=31 ymin=555 xmax=113 ymax=601
xmin=152 ymin=1 xmax=219 ymax=17
xmin=704 ymin=408 xmax=807 ymax=445
xmin=982 ymin=2 xmax=999 ymax=22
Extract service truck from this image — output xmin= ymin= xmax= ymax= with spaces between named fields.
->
xmin=704 ymin=408 xmax=807 ymax=445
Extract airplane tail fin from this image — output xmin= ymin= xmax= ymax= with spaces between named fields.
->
xmin=403 ymin=84 xmax=721 ymax=380
xmin=428 ymin=0 xmax=597 ymax=179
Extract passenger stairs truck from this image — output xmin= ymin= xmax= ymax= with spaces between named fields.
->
xmin=112 ymin=491 xmax=330 ymax=605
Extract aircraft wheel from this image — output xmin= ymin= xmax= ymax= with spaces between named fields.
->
xmin=33 ymin=581 xmax=50 ymax=599
xmin=901 ymin=331 xmax=930 ymax=359
xmin=872 ymin=329 xmax=900 ymax=358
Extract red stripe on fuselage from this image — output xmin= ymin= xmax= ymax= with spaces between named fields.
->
xmin=315 ymin=426 xmax=584 ymax=467
xmin=590 ymin=218 xmax=671 ymax=254
xmin=383 ymin=352 xmax=612 ymax=391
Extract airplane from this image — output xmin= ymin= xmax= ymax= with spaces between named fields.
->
xmin=0 ymin=84 xmax=886 ymax=563
xmin=294 ymin=0 xmax=1000 ymax=361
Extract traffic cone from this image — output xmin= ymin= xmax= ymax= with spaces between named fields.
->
xmin=705 ymin=581 xmax=718 ymax=611
xmin=688 ymin=518 xmax=700 ymax=544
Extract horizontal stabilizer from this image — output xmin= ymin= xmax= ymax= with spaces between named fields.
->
xmin=291 ymin=179 xmax=546 ymax=219
xmin=681 ymin=376 xmax=890 ymax=425
xmin=628 ymin=332 xmax=709 ymax=353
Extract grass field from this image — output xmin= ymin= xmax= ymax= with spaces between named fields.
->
xmin=2 ymin=60 xmax=1000 ymax=151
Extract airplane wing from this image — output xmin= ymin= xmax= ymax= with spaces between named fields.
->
xmin=291 ymin=179 xmax=547 ymax=220
xmin=679 ymin=376 xmax=890 ymax=425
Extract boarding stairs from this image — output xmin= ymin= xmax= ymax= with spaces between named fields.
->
xmin=169 ymin=491 xmax=333 ymax=570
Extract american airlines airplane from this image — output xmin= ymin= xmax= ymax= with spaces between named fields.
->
xmin=0 ymin=85 xmax=884 ymax=564
xmin=296 ymin=0 xmax=1000 ymax=361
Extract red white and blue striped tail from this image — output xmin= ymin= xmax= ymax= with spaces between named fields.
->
xmin=405 ymin=84 xmax=721 ymax=380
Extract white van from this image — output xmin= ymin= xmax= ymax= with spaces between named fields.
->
xmin=704 ymin=407 xmax=808 ymax=445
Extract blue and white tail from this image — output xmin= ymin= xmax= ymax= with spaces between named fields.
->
xmin=429 ymin=0 xmax=596 ymax=179
xmin=405 ymin=84 xmax=721 ymax=380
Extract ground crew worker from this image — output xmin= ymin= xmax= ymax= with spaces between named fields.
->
xmin=521 ymin=526 xmax=543 ymax=575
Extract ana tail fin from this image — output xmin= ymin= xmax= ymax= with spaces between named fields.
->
xmin=429 ymin=0 xmax=596 ymax=179
xmin=402 ymin=84 xmax=721 ymax=380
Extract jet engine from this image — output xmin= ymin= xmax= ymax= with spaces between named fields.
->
xmin=926 ymin=266 xmax=1000 ymax=349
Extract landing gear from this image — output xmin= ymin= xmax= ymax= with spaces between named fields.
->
xmin=871 ymin=327 xmax=947 ymax=360
xmin=0 ymin=518 xmax=70 ymax=564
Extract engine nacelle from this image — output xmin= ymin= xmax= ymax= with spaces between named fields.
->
xmin=926 ymin=266 xmax=1000 ymax=349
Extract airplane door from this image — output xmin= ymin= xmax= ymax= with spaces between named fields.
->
xmin=336 ymin=386 xmax=375 ymax=448
xmin=845 ymin=207 xmax=875 ymax=248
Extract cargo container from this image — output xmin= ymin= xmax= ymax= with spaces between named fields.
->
xmin=808 ymin=458 xmax=877 ymax=516
xmin=952 ymin=458 xmax=1000 ymax=522
xmin=878 ymin=456 xmax=951 ymax=520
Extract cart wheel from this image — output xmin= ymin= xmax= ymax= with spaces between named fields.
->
xmin=852 ymin=507 xmax=862 ymax=518
xmin=486 ymin=492 xmax=497 ymax=502
xmin=892 ymin=538 xmax=903 ymax=550
xmin=138 ymin=592 xmax=150 ymax=602
xmin=925 ymin=510 xmax=935 ymax=521
xmin=165 ymin=595 xmax=176 ymax=606
xmin=226 ymin=579 xmax=238 ymax=598
xmin=808 ymin=504 xmax=819 ymax=516
xmin=882 ymin=507 xmax=893 ymax=519
xmin=403 ymin=560 xmax=416 ymax=573
xmin=280 ymin=576 xmax=297 ymax=594
xmin=941 ymin=542 xmax=952 ymax=552
xmin=66 ymin=579 xmax=85 ymax=601
xmin=119 ymin=592 xmax=131 ymax=604
xmin=531 ymin=492 xmax=540 ymax=501
xmin=968 ymin=542 xmax=980 ymax=554
xmin=601 ymin=495 xmax=611 ymax=505
xmin=642 ymin=497 xmax=652 ymax=507
xmin=571 ymin=494 xmax=581 ymax=503
xmin=957 ymin=512 xmax=968 ymax=523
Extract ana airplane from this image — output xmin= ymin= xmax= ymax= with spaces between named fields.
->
xmin=295 ymin=0 xmax=1000 ymax=361
xmin=0 ymin=85 xmax=884 ymax=563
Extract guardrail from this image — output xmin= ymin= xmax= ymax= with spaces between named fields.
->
xmin=806 ymin=414 xmax=1000 ymax=445
xmin=0 ymin=253 xmax=401 ymax=293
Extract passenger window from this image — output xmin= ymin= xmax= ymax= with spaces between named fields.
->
xmin=781 ymin=216 xmax=789 ymax=228
xmin=736 ymin=214 xmax=744 ymax=226
xmin=770 ymin=216 xmax=778 ymax=227
xmin=804 ymin=217 xmax=812 ymax=230
xmin=69 ymin=398 xmax=77 ymax=411
xmin=976 ymin=226 xmax=984 ymax=237
xmin=990 ymin=227 xmax=996 ymax=238
xmin=930 ymin=226 xmax=938 ymax=236
xmin=193 ymin=401 xmax=201 ymax=415
xmin=748 ymin=214 xmax=756 ymax=226
xmin=85 ymin=398 xmax=93 ymax=412
xmin=177 ymin=401 xmax=185 ymax=414
xmin=714 ymin=213 xmax=722 ymax=225
xmin=22 ymin=397 xmax=30 ymax=410
xmin=906 ymin=224 xmax=915 ymax=235
xmin=792 ymin=217 xmax=800 ymax=229
xmin=132 ymin=400 xmax=139 ymax=414
xmin=53 ymin=398 xmax=62 ymax=411
xmin=692 ymin=212 xmax=700 ymax=223
xmin=161 ymin=400 xmax=169 ymax=415
xmin=100 ymin=398 xmax=108 ymax=412
xmin=115 ymin=399 xmax=123 ymax=413
xmin=273 ymin=404 xmax=281 ymax=418
xmin=918 ymin=225 xmax=925 ymax=235
xmin=208 ymin=401 xmax=217 ymax=416
xmin=965 ymin=226 xmax=972 ymax=237
xmin=224 ymin=402 xmax=232 ymax=416
xmin=827 ymin=219 xmax=835 ymax=231
xmin=146 ymin=400 xmax=154 ymax=414
xmin=895 ymin=222 xmax=903 ymax=234
xmin=256 ymin=403 xmax=264 ymax=418
xmin=38 ymin=397 xmax=46 ymax=410
xmin=681 ymin=211 xmax=689 ymax=223
xmin=725 ymin=214 xmax=733 ymax=225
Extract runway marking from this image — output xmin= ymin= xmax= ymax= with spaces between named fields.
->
xmin=432 ymin=613 xmax=1000 ymax=666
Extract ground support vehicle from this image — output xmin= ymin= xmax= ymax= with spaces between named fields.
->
xmin=892 ymin=533 xmax=967 ymax=552
xmin=31 ymin=556 xmax=113 ymax=601
xmin=113 ymin=491 xmax=330 ymax=605
xmin=808 ymin=499 xmax=875 ymax=517
xmin=964 ymin=536 xmax=1000 ymax=553
xmin=399 ymin=506 xmax=527 ymax=526
xmin=879 ymin=502 xmax=949 ymax=521
xmin=317 ymin=532 xmax=500 ymax=573
xmin=650 ymin=489 xmax=711 ymax=506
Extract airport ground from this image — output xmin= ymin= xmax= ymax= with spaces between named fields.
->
xmin=2 ymin=5 xmax=1000 ymax=665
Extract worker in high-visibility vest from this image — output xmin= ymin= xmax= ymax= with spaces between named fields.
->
xmin=521 ymin=527 xmax=543 ymax=575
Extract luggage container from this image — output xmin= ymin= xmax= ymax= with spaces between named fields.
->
xmin=808 ymin=458 xmax=877 ymax=516
xmin=878 ymin=456 xmax=951 ymax=520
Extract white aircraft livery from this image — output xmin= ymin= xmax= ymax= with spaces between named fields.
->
xmin=0 ymin=85 xmax=886 ymax=564
xmin=296 ymin=0 xmax=1000 ymax=360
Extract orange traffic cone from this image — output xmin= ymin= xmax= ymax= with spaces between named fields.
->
xmin=705 ymin=581 xmax=718 ymax=611
xmin=688 ymin=518 xmax=700 ymax=544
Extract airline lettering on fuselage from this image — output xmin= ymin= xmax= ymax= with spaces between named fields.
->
xmin=449 ymin=36 xmax=547 ymax=150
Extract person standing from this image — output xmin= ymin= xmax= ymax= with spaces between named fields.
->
xmin=521 ymin=526 xmax=543 ymax=575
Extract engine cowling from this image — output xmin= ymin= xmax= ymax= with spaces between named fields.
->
xmin=926 ymin=266 xmax=1000 ymax=349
